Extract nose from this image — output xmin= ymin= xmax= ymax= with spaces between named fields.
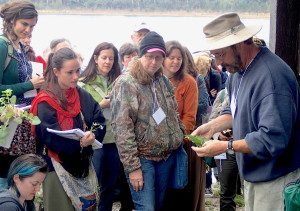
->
xmin=174 ymin=58 xmax=181 ymax=64
xmin=24 ymin=26 xmax=33 ymax=34
xmin=73 ymin=72 xmax=79 ymax=80
xmin=34 ymin=184 xmax=42 ymax=192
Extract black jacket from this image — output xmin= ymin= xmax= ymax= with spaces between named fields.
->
xmin=35 ymin=87 xmax=106 ymax=178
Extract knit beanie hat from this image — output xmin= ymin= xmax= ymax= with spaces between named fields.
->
xmin=139 ymin=31 xmax=166 ymax=57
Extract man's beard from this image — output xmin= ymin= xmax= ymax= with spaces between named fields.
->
xmin=222 ymin=46 xmax=243 ymax=73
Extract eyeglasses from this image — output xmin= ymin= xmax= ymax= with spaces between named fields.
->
xmin=144 ymin=54 xmax=164 ymax=62
xmin=210 ymin=51 xmax=226 ymax=61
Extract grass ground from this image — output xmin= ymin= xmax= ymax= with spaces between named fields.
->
xmin=205 ymin=182 xmax=245 ymax=211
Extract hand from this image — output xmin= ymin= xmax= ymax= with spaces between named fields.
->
xmin=191 ymin=139 xmax=227 ymax=157
xmin=99 ymin=98 xmax=110 ymax=109
xmin=80 ymin=131 xmax=95 ymax=147
xmin=191 ymin=122 xmax=214 ymax=140
xmin=218 ymin=132 xmax=230 ymax=141
xmin=30 ymin=75 xmax=45 ymax=89
xmin=129 ymin=168 xmax=144 ymax=192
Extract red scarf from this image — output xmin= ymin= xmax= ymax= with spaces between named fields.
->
xmin=31 ymin=88 xmax=81 ymax=161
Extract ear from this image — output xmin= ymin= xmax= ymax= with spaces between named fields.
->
xmin=93 ymin=55 xmax=98 ymax=63
xmin=13 ymin=174 xmax=20 ymax=184
xmin=53 ymin=68 xmax=59 ymax=77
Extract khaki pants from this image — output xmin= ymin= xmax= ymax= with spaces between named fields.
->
xmin=43 ymin=171 xmax=75 ymax=211
xmin=244 ymin=168 xmax=300 ymax=211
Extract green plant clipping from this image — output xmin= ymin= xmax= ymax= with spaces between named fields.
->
xmin=185 ymin=135 xmax=208 ymax=147
xmin=0 ymin=89 xmax=41 ymax=141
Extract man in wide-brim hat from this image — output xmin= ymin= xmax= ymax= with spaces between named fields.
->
xmin=192 ymin=12 xmax=300 ymax=211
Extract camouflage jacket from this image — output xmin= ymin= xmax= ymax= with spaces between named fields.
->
xmin=209 ymin=88 xmax=229 ymax=121
xmin=110 ymin=70 xmax=184 ymax=173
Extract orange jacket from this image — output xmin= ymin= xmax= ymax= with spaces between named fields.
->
xmin=170 ymin=74 xmax=198 ymax=134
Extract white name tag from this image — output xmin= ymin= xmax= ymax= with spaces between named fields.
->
xmin=152 ymin=107 xmax=166 ymax=125
xmin=24 ymin=89 xmax=37 ymax=98
xmin=214 ymin=153 xmax=227 ymax=160
xmin=230 ymin=94 xmax=237 ymax=118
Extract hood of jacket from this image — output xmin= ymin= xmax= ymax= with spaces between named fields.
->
xmin=0 ymin=188 xmax=23 ymax=210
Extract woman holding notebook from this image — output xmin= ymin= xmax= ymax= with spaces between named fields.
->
xmin=31 ymin=47 xmax=106 ymax=211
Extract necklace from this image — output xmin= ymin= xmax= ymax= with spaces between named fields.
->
xmin=7 ymin=35 xmax=20 ymax=50
xmin=234 ymin=58 xmax=254 ymax=102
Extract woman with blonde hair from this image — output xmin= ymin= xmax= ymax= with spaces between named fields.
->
xmin=194 ymin=52 xmax=221 ymax=105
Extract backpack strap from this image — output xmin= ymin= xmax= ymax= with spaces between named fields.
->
xmin=0 ymin=35 xmax=13 ymax=70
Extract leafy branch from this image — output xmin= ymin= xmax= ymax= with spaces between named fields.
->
xmin=90 ymin=122 xmax=104 ymax=132
xmin=0 ymin=89 xmax=41 ymax=140
xmin=185 ymin=134 xmax=208 ymax=147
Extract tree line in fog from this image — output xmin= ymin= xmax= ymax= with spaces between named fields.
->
xmin=0 ymin=0 xmax=270 ymax=13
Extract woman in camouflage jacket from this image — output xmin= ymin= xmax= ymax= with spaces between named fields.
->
xmin=110 ymin=31 xmax=184 ymax=211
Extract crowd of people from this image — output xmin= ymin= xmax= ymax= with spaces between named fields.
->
xmin=1 ymin=1 xmax=300 ymax=211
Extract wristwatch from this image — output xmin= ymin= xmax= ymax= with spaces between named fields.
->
xmin=227 ymin=138 xmax=235 ymax=155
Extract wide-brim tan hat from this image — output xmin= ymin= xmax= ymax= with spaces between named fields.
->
xmin=203 ymin=12 xmax=262 ymax=50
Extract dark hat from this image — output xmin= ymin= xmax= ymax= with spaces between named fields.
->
xmin=139 ymin=31 xmax=166 ymax=57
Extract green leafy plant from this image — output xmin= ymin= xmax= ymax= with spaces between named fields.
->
xmin=185 ymin=134 xmax=208 ymax=147
xmin=90 ymin=122 xmax=104 ymax=132
xmin=0 ymin=89 xmax=41 ymax=141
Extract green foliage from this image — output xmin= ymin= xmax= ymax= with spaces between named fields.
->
xmin=29 ymin=0 xmax=270 ymax=12
xmin=185 ymin=134 xmax=208 ymax=146
xmin=90 ymin=122 xmax=104 ymax=132
xmin=234 ymin=194 xmax=245 ymax=207
xmin=0 ymin=89 xmax=41 ymax=141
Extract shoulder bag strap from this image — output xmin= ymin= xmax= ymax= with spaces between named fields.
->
xmin=0 ymin=35 xmax=13 ymax=69
xmin=91 ymin=84 xmax=107 ymax=99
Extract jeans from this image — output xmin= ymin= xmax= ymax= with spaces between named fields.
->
xmin=92 ymin=144 xmax=121 ymax=211
xmin=206 ymin=170 xmax=212 ymax=189
xmin=126 ymin=153 xmax=175 ymax=211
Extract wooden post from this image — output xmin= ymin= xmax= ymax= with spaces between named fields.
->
xmin=269 ymin=0 xmax=300 ymax=77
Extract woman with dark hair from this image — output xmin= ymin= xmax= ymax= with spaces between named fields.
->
xmin=163 ymin=41 xmax=198 ymax=134
xmin=119 ymin=42 xmax=138 ymax=73
xmin=50 ymin=38 xmax=72 ymax=53
xmin=0 ymin=0 xmax=44 ymax=103
xmin=0 ymin=154 xmax=48 ymax=211
xmin=30 ymin=47 xmax=106 ymax=211
xmin=79 ymin=42 xmax=129 ymax=211
xmin=20 ymin=34 xmax=47 ymax=71
xmin=183 ymin=46 xmax=209 ymax=211
xmin=162 ymin=41 xmax=198 ymax=211
xmin=0 ymin=0 xmax=44 ymax=189
xmin=184 ymin=47 xmax=210 ymax=126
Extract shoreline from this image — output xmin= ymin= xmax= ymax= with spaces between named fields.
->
xmin=38 ymin=9 xmax=270 ymax=19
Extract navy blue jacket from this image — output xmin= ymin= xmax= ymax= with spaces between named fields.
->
xmin=36 ymin=87 xmax=106 ymax=177
xmin=223 ymin=47 xmax=300 ymax=182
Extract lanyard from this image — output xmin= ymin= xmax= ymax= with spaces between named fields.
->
xmin=16 ymin=48 xmax=31 ymax=81
xmin=150 ymin=80 xmax=160 ymax=114
xmin=233 ymin=58 xmax=254 ymax=105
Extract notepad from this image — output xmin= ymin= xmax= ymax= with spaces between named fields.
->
xmin=46 ymin=128 xmax=103 ymax=149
